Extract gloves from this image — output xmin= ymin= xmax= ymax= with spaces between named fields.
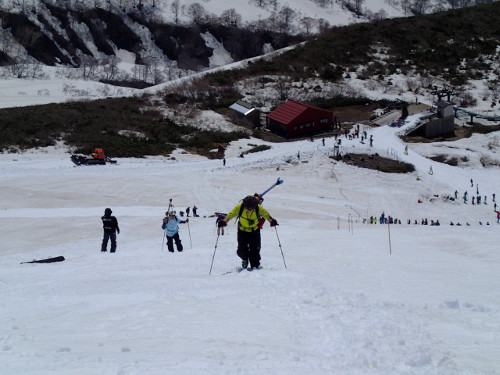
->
xmin=270 ymin=219 xmax=278 ymax=227
xmin=218 ymin=221 xmax=227 ymax=228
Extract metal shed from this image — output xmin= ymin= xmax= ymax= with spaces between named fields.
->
xmin=229 ymin=100 xmax=261 ymax=127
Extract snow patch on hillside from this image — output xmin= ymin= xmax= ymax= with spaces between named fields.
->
xmin=202 ymin=31 xmax=234 ymax=67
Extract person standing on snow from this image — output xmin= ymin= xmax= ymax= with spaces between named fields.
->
xmin=218 ymin=195 xmax=278 ymax=269
xmin=215 ymin=213 xmax=227 ymax=235
xmin=101 ymin=208 xmax=119 ymax=253
xmin=162 ymin=211 xmax=188 ymax=252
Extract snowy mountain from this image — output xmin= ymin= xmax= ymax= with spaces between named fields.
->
xmin=0 ymin=0 xmax=489 ymax=82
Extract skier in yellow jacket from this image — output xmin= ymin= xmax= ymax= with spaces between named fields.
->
xmin=218 ymin=195 xmax=278 ymax=269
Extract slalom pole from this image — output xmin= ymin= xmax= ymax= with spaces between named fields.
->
xmin=388 ymin=220 xmax=392 ymax=255
xmin=209 ymin=233 xmax=220 ymax=275
xmin=274 ymin=226 xmax=287 ymax=269
xmin=187 ymin=219 xmax=192 ymax=249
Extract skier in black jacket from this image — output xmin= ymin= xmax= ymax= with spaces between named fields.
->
xmin=101 ymin=208 xmax=120 ymax=253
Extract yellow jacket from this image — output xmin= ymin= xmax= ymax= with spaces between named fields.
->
xmin=226 ymin=203 xmax=271 ymax=232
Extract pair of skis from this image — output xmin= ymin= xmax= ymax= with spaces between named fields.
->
xmin=260 ymin=177 xmax=284 ymax=198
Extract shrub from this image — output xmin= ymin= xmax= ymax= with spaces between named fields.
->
xmin=245 ymin=144 xmax=271 ymax=154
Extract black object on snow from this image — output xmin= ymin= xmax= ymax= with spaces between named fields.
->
xmin=71 ymin=155 xmax=116 ymax=166
xmin=21 ymin=256 xmax=65 ymax=264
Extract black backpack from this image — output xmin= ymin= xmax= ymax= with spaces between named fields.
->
xmin=237 ymin=196 xmax=266 ymax=230
xmin=238 ymin=196 xmax=260 ymax=218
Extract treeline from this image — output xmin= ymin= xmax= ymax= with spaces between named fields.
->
xmin=205 ymin=2 xmax=499 ymax=94
xmin=0 ymin=97 xmax=248 ymax=157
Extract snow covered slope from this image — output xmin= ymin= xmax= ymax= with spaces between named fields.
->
xmin=1 ymin=112 xmax=499 ymax=375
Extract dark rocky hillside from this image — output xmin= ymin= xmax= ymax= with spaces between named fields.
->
xmin=0 ymin=5 xmax=303 ymax=69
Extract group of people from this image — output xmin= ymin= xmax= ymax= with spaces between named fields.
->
xmin=184 ymin=206 xmax=198 ymax=217
xmin=100 ymin=195 xmax=279 ymax=270
xmin=456 ymin=180 xmax=498 ymax=223
xmin=409 ymin=219 xmax=440 ymax=226
xmin=368 ymin=215 xmax=402 ymax=224
xmin=374 ymin=212 xmax=397 ymax=224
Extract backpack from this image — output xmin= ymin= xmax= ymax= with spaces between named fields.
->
xmin=238 ymin=196 xmax=260 ymax=218
xmin=237 ymin=196 xmax=265 ymax=228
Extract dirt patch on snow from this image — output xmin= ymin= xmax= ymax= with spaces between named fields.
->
xmin=338 ymin=153 xmax=415 ymax=173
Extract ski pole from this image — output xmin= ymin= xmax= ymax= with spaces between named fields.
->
xmin=209 ymin=233 xmax=220 ymax=275
xmin=162 ymin=229 xmax=166 ymax=252
xmin=274 ymin=226 xmax=287 ymax=269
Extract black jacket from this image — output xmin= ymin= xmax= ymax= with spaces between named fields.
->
xmin=102 ymin=215 xmax=119 ymax=234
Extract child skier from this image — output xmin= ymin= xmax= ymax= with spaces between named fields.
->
xmin=162 ymin=212 xmax=188 ymax=252
xmin=215 ymin=213 xmax=227 ymax=236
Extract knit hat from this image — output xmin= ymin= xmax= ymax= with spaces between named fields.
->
xmin=242 ymin=196 xmax=258 ymax=209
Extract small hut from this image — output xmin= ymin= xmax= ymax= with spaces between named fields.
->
xmin=229 ymin=100 xmax=261 ymax=127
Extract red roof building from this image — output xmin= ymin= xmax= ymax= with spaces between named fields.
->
xmin=266 ymin=99 xmax=334 ymax=137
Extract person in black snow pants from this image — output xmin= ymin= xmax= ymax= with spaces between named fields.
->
xmin=218 ymin=195 xmax=277 ymax=269
xmin=162 ymin=212 xmax=188 ymax=252
xmin=101 ymin=208 xmax=120 ymax=253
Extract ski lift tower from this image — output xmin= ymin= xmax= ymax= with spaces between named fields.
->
xmin=431 ymin=85 xmax=456 ymax=103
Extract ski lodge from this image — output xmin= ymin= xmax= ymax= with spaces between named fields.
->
xmin=266 ymin=99 xmax=334 ymax=138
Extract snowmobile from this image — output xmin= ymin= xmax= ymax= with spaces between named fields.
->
xmin=71 ymin=148 xmax=117 ymax=166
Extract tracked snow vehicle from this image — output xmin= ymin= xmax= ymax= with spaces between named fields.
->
xmin=71 ymin=148 xmax=117 ymax=166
